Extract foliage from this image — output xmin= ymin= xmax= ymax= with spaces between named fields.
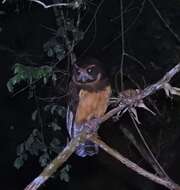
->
xmin=14 ymin=129 xmax=47 ymax=169
xmin=7 ymin=64 xmax=54 ymax=92
xmin=44 ymin=104 xmax=66 ymax=119
xmin=59 ymin=164 xmax=71 ymax=182
xmin=5 ymin=0 xmax=85 ymax=180
xmin=14 ymin=125 xmax=70 ymax=181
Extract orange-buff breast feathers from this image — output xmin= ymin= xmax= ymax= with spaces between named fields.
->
xmin=75 ymin=86 xmax=111 ymax=124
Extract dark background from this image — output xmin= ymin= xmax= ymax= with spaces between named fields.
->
xmin=0 ymin=0 xmax=180 ymax=189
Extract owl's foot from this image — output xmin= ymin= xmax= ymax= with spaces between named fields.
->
xmin=85 ymin=118 xmax=100 ymax=133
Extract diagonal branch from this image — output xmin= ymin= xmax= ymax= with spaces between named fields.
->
xmin=89 ymin=135 xmax=180 ymax=190
xmin=24 ymin=63 xmax=180 ymax=190
xmin=24 ymin=131 xmax=87 ymax=190
xmin=121 ymin=127 xmax=169 ymax=179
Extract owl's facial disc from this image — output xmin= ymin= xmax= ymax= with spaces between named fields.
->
xmin=73 ymin=63 xmax=102 ymax=85
xmin=76 ymin=69 xmax=94 ymax=83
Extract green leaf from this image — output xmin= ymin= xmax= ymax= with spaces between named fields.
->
xmin=44 ymin=104 xmax=51 ymax=111
xmin=14 ymin=157 xmax=24 ymax=169
xmin=47 ymin=48 xmax=53 ymax=57
xmin=50 ymin=138 xmax=61 ymax=147
xmin=43 ymin=77 xmax=48 ymax=84
xmin=39 ymin=153 xmax=50 ymax=167
xmin=7 ymin=64 xmax=53 ymax=93
xmin=22 ymin=153 xmax=28 ymax=161
xmin=57 ymin=106 xmax=66 ymax=118
xmin=50 ymin=138 xmax=62 ymax=153
xmin=29 ymin=142 xmax=39 ymax=156
xmin=60 ymin=171 xmax=69 ymax=182
xmin=14 ymin=63 xmax=23 ymax=74
xmin=60 ymin=165 xmax=71 ymax=182
xmin=50 ymin=105 xmax=57 ymax=115
xmin=64 ymin=164 xmax=71 ymax=172
xmin=52 ymin=73 xmax=57 ymax=81
xmin=48 ymin=122 xmax=61 ymax=131
xmin=25 ymin=135 xmax=34 ymax=151
xmin=32 ymin=110 xmax=38 ymax=121
xmin=16 ymin=143 xmax=24 ymax=156
xmin=7 ymin=80 xmax=14 ymax=92
xmin=32 ymin=129 xmax=41 ymax=137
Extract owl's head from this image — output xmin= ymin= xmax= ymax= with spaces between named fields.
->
xmin=72 ymin=58 xmax=105 ymax=84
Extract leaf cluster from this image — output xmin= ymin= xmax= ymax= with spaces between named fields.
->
xmin=7 ymin=64 xmax=53 ymax=92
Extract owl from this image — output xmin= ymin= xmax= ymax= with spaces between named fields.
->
xmin=66 ymin=57 xmax=111 ymax=157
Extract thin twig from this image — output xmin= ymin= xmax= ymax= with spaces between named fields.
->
xmin=84 ymin=0 xmax=104 ymax=35
xmin=128 ymin=115 xmax=170 ymax=179
xmin=113 ymin=0 xmax=146 ymax=93
xmin=79 ymin=16 xmax=97 ymax=58
xmin=103 ymin=0 xmax=146 ymax=50
xmin=29 ymin=0 xmax=78 ymax=9
xmin=120 ymin=0 xmax=125 ymax=91
xmin=124 ymin=52 xmax=146 ymax=69
xmin=34 ymin=91 xmax=46 ymax=146
xmin=148 ymin=0 xmax=180 ymax=43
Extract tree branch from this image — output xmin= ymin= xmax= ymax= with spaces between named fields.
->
xmin=89 ymin=135 xmax=180 ymax=190
xmin=24 ymin=63 xmax=180 ymax=190
xmin=29 ymin=0 xmax=81 ymax=9
xmin=24 ymin=131 xmax=88 ymax=190
xmin=121 ymin=127 xmax=169 ymax=179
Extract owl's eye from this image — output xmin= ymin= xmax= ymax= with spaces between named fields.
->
xmin=87 ymin=68 xmax=93 ymax=73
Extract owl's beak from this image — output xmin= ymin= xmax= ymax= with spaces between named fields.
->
xmin=77 ymin=72 xmax=93 ymax=83
xmin=78 ymin=74 xmax=88 ymax=82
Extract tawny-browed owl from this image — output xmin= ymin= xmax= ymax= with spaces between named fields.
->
xmin=66 ymin=57 xmax=111 ymax=157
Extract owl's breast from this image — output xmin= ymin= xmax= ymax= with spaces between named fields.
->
xmin=75 ymin=86 xmax=111 ymax=124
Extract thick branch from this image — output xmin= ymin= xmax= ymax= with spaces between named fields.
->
xmin=24 ymin=63 xmax=180 ymax=190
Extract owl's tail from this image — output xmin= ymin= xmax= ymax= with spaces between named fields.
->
xmin=66 ymin=107 xmax=99 ymax=157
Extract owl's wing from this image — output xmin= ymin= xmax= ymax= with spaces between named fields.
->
xmin=66 ymin=82 xmax=100 ymax=157
xmin=66 ymin=81 xmax=79 ymax=138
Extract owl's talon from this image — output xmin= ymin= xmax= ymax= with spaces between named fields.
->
xmin=85 ymin=118 xmax=100 ymax=133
